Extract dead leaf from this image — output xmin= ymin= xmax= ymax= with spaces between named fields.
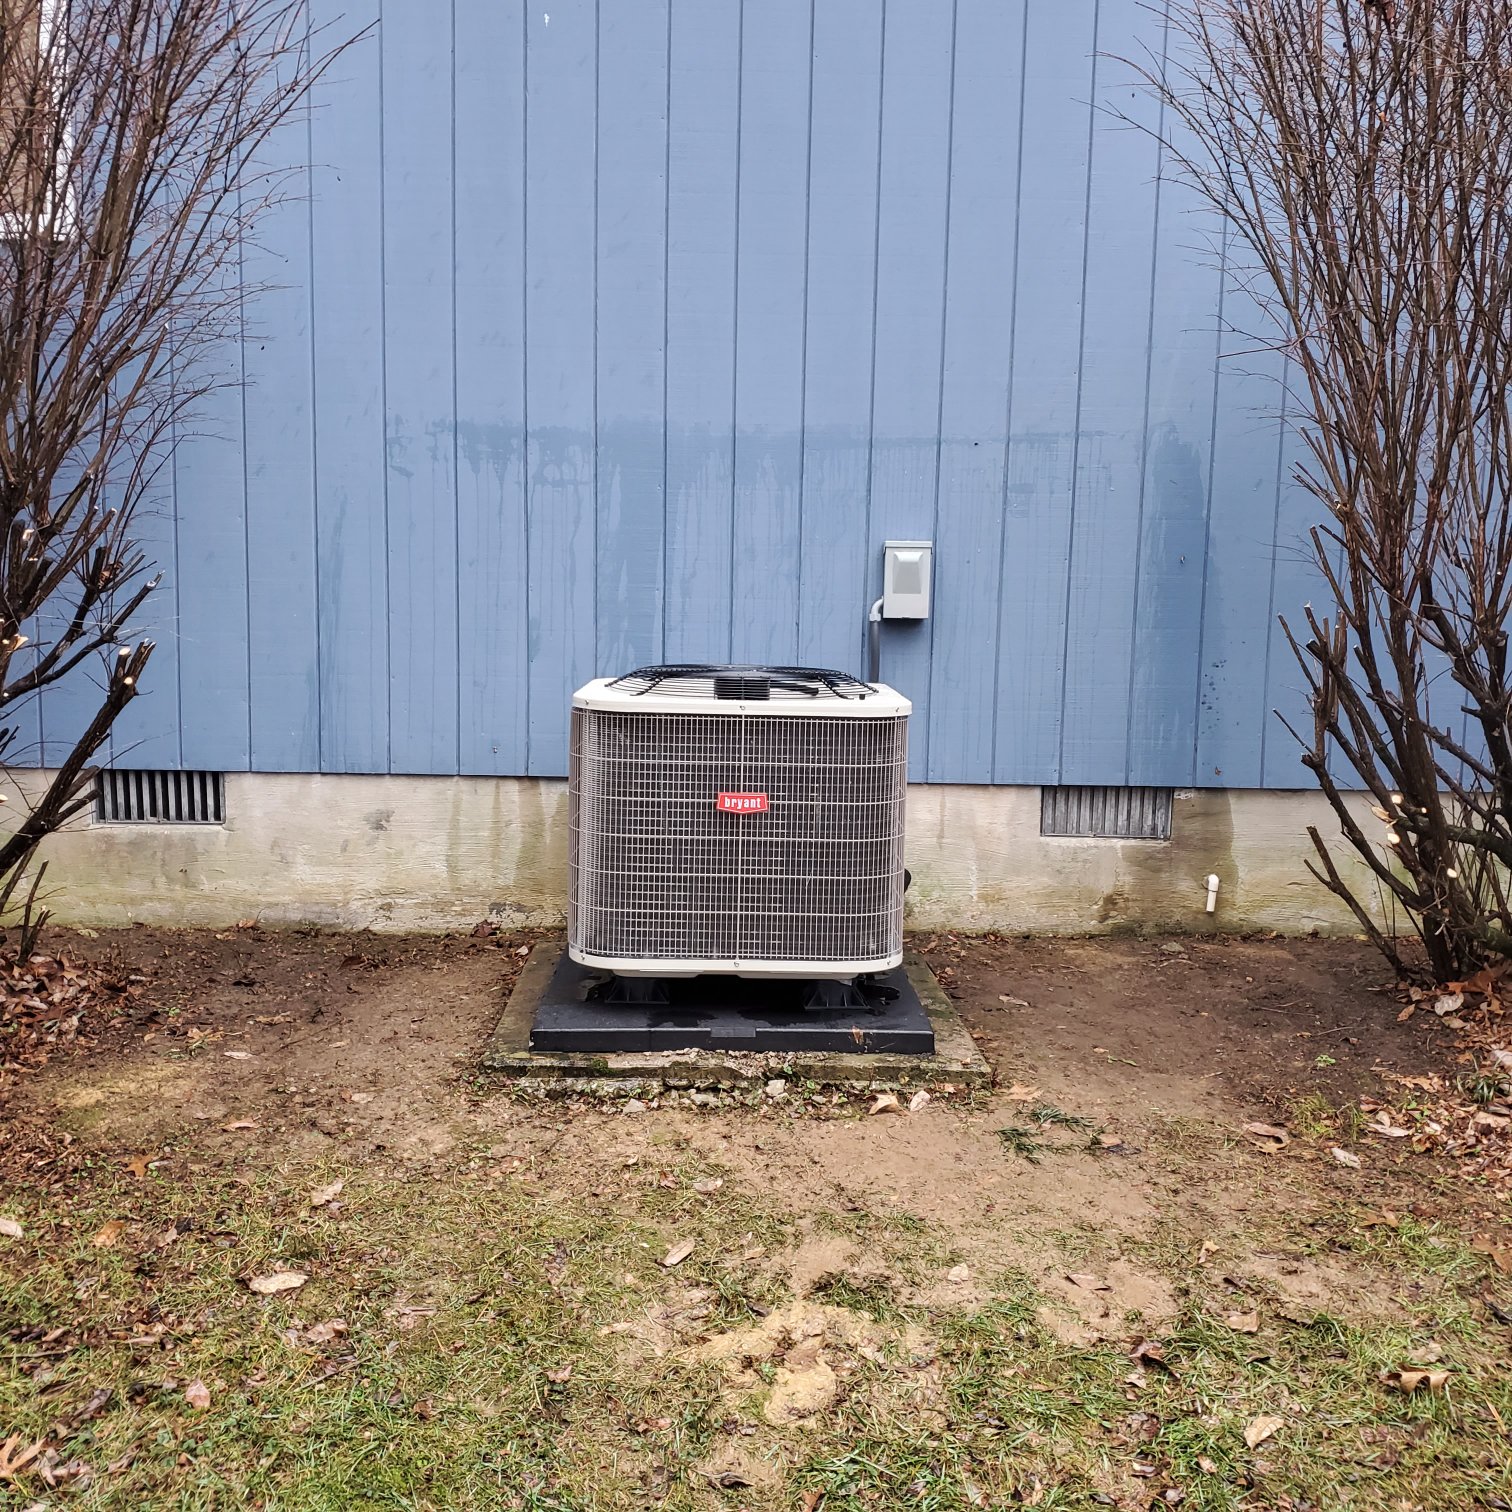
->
xmin=947 ymin=1264 xmax=970 ymax=1283
xmin=1005 ymin=1083 xmax=1041 ymax=1102
xmin=1096 ymin=1132 xmax=1124 ymax=1149
xmin=907 ymin=1089 xmax=931 ymax=1114
xmin=1224 ymin=1311 xmax=1261 ymax=1334
xmin=1197 ymin=1239 xmax=1218 ymax=1265
xmin=235 ymin=918 xmax=257 ymax=929
xmin=1396 ymin=1003 xmax=1416 ymax=1021
xmin=1130 ymin=1338 xmax=1176 ymax=1375
xmin=184 ymin=1379 xmax=211 ymax=1411
xmin=91 ymin=1220 xmax=125 ymax=1248
xmin=0 ymin=1217 xmax=22 ymax=1240
xmin=1471 ymin=1235 xmax=1512 ymax=1274
xmin=1382 ymin=1367 xmax=1450 ymax=1394
xmin=997 ymin=995 xmax=1030 ymax=1008
xmin=0 ymin=1433 xmax=46 ymax=1481
xmin=690 ymin=1178 xmax=723 ymax=1196
xmin=124 ymin=1153 xmax=152 ymax=1179
xmin=254 ymin=1013 xmax=293 ymax=1026
xmin=249 ymin=1270 xmax=308 ymax=1295
xmin=223 ymin=1050 xmax=253 ymax=1060
xmin=800 ymin=1491 xmax=824 ymax=1512
xmin=1359 ymin=1208 xmax=1400 ymax=1229
xmin=546 ymin=1364 xmax=573 ymax=1383
xmin=661 ymin=1238 xmax=695 ymax=1268
xmin=309 ymin=1180 xmax=345 ymax=1208
xmin=344 ymin=1091 xmax=375 ymax=1105
xmin=220 ymin=1119 xmax=258 ymax=1132
xmin=1241 ymin=1122 xmax=1289 ymax=1151
xmin=1244 ymin=1414 xmax=1284 ymax=1449
xmin=1432 ymin=991 xmax=1464 ymax=1017
xmin=304 ymin=1319 xmax=348 ymax=1345
xmin=1330 ymin=1146 xmax=1362 ymax=1169
xmin=869 ymin=1092 xmax=902 ymax=1116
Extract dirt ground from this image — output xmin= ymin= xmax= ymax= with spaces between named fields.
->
xmin=3 ymin=927 xmax=1497 ymax=1310
xmin=2 ymin=926 xmax=1510 ymax=1509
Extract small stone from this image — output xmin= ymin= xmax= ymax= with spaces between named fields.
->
xmin=765 ymin=1079 xmax=787 ymax=1101
xmin=1159 ymin=942 xmax=1186 ymax=955
xmin=623 ymin=1098 xmax=647 ymax=1115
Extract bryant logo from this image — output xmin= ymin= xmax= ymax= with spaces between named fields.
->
xmin=716 ymin=792 xmax=770 ymax=814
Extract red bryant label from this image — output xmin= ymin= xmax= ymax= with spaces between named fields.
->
xmin=717 ymin=791 xmax=769 ymax=814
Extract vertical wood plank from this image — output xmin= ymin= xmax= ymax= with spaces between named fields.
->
xmin=525 ymin=0 xmax=597 ymax=772
xmin=596 ymin=0 xmax=668 ymax=675
xmin=1262 ymin=390 xmax=1329 ymax=788
xmin=993 ymin=0 xmax=1096 ymax=782
xmin=100 ymin=454 xmax=180 ymax=768
xmin=455 ymin=0 xmax=528 ymax=775
xmin=309 ymin=0 xmax=388 ymax=773
xmin=1126 ymin=149 xmax=1224 ymax=786
xmin=1194 ymin=246 xmax=1289 ymax=788
xmin=926 ymin=0 xmax=1024 ymax=780
xmin=869 ymin=0 xmax=955 ymax=779
xmin=795 ymin=0 xmax=883 ymax=677
xmin=243 ymin=31 xmax=321 ymax=774
xmin=730 ymin=0 xmax=810 ymax=666
xmin=383 ymin=0 xmax=457 ymax=774
xmin=662 ymin=0 xmax=740 ymax=665
xmin=1057 ymin=1 xmax=1161 ymax=785
xmin=174 ymin=331 xmax=252 ymax=771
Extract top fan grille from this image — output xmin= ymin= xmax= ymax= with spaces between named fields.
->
xmin=606 ymin=664 xmax=877 ymax=701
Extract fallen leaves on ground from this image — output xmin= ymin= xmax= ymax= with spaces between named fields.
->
xmin=661 ymin=1238 xmax=695 ymax=1268
xmin=91 ymin=1220 xmax=125 ymax=1248
xmin=1383 ymin=974 xmax=1512 ymax=1191
xmin=184 ymin=1380 xmax=211 ymax=1410
xmin=0 ymin=1216 xmax=22 ymax=1239
xmin=869 ymin=1093 xmax=902 ymax=1116
xmin=1224 ymin=1310 xmax=1261 ymax=1333
xmin=0 ymin=950 xmax=145 ymax=1074
xmin=309 ymin=1180 xmax=344 ymax=1208
xmin=1242 ymin=1122 xmax=1290 ymax=1151
xmin=1330 ymin=1146 xmax=1362 ymax=1169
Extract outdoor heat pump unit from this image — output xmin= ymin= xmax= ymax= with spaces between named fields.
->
xmin=568 ymin=665 xmax=911 ymax=981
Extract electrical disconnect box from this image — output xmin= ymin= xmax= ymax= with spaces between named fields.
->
xmin=882 ymin=540 xmax=933 ymax=620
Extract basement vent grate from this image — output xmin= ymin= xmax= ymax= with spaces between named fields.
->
xmin=1041 ymin=785 xmax=1173 ymax=841
xmin=94 ymin=770 xmax=225 ymax=825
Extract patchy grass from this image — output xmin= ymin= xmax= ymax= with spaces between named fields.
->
xmin=3 ymin=1149 xmax=1510 ymax=1511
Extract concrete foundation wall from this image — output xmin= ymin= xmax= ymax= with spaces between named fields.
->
xmin=5 ymin=774 xmax=1382 ymax=935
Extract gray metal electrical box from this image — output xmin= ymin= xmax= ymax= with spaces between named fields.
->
xmin=882 ymin=540 xmax=933 ymax=619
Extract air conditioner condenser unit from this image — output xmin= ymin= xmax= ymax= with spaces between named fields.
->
xmin=568 ymin=664 xmax=911 ymax=980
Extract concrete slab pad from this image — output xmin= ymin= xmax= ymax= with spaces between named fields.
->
xmin=481 ymin=943 xmax=991 ymax=1094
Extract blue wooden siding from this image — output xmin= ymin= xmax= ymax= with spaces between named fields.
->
xmin=55 ymin=0 xmax=1332 ymax=787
